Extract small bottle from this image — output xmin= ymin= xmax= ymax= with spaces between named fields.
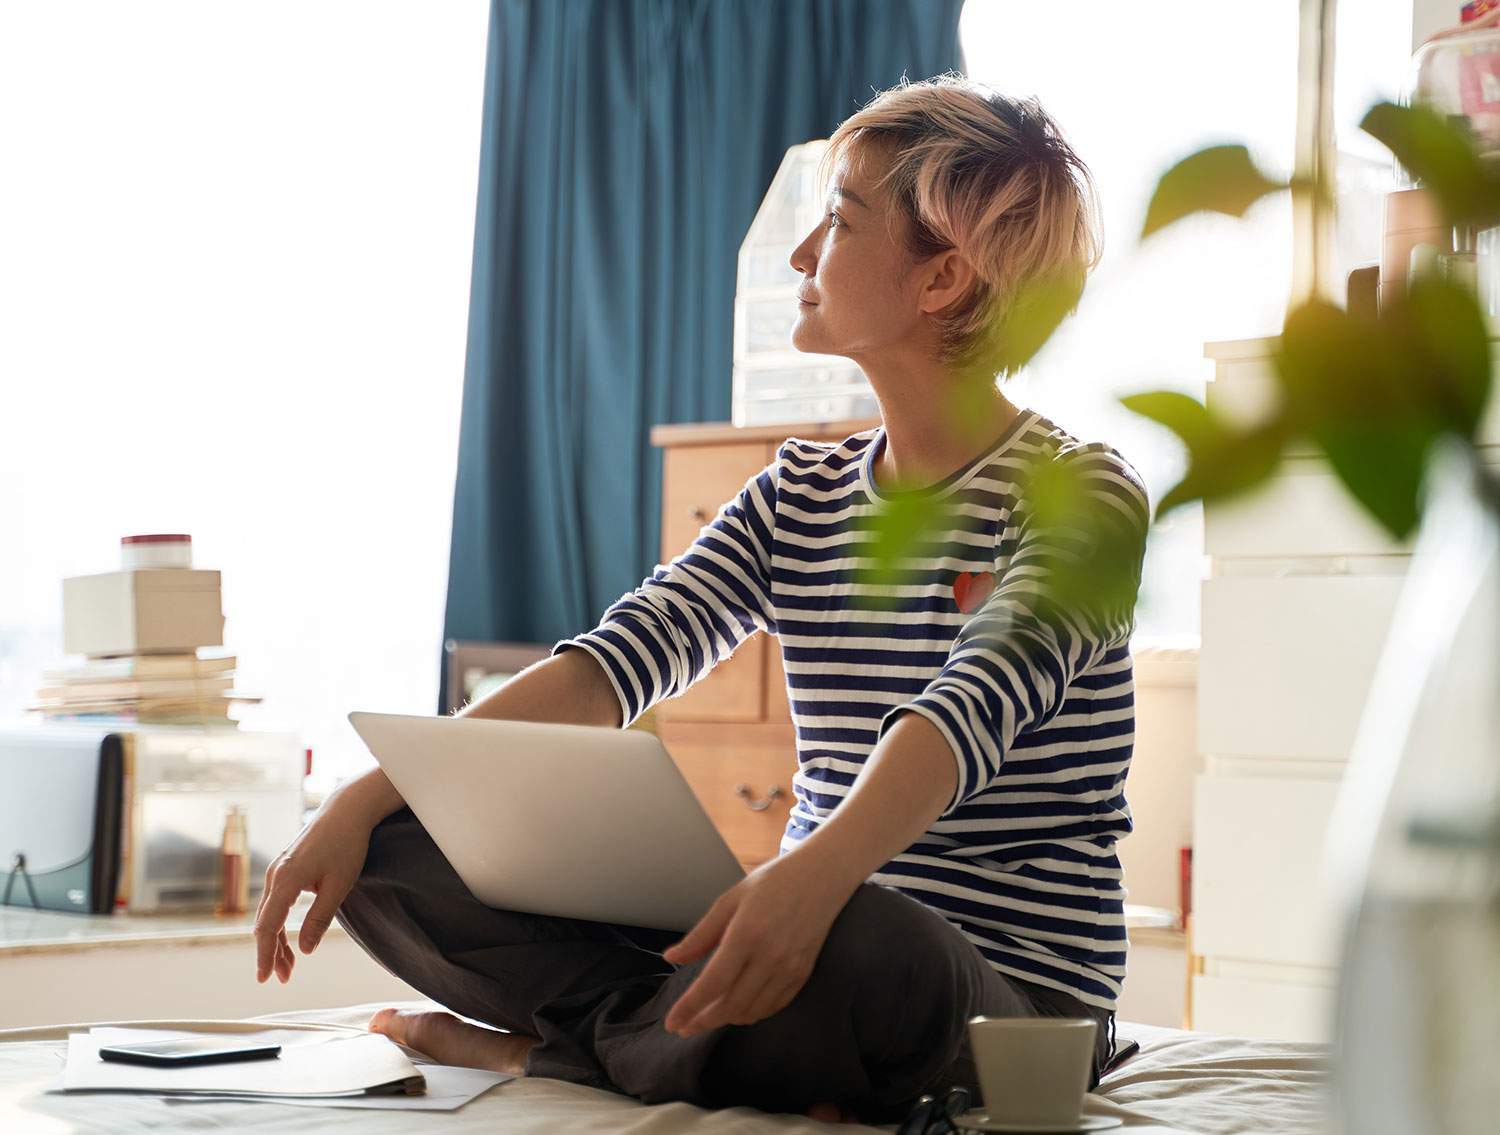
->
xmin=1440 ymin=222 xmax=1479 ymax=293
xmin=216 ymin=805 xmax=250 ymax=915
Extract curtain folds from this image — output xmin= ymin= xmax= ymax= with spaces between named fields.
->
xmin=441 ymin=0 xmax=966 ymax=709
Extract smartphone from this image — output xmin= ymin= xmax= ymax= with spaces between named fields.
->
xmin=98 ymin=1037 xmax=283 ymax=1067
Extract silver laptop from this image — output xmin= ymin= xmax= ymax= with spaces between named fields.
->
xmin=347 ymin=711 xmax=748 ymax=932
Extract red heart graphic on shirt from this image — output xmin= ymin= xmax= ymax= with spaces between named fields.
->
xmin=952 ymin=571 xmax=996 ymax=615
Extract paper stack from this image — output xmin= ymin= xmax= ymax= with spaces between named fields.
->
xmin=29 ymin=651 xmax=256 ymax=725
xmin=29 ymin=534 xmax=262 ymax=726
xmin=47 ymin=1026 xmax=513 ymax=1111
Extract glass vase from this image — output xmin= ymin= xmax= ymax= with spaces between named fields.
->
xmin=1328 ymin=438 xmax=1500 ymax=1135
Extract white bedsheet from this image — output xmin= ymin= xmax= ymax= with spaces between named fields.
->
xmin=0 ymin=1000 xmax=1331 ymax=1135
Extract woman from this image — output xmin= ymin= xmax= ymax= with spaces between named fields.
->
xmin=253 ymin=74 xmax=1149 ymax=1126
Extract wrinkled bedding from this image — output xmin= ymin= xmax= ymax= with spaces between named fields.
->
xmin=0 ymin=1000 xmax=1329 ymax=1134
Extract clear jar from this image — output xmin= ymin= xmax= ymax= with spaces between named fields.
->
xmin=1407 ymin=17 xmax=1500 ymax=174
xmin=1394 ymin=18 xmax=1500 ymax=311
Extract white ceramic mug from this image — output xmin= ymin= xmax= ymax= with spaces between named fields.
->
xmin=967 ymin=1016 xmax=1096 ymax=1127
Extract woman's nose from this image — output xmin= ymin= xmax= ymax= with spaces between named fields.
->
xmin=789 ymin=232 xmax=815 ymax=276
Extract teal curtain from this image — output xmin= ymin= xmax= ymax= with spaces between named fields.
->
xmin=441 ymin=0 xmax=967 ymax=710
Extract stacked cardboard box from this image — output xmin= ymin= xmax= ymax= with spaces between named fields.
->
xmin=30 ymin=554 xmax=260 ymax=725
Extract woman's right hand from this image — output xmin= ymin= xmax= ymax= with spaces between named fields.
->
xmin=252 ymin=790 xmax=376 ymax=985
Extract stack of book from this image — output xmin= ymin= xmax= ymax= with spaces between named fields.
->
xmin=30 ymin=653 xmax=260 ymax=725
xmin=29 ymin=534 xmax=261 ymax=726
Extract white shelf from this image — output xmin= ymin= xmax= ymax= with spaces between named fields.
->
xmin=0 ymin=893 xmax=319 ymax=957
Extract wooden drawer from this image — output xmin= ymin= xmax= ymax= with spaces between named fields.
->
xmin=1198 ymin=574 xmax=1405 ymax=761
xmin=656 ymin=440 xmax=777 ymax=723
xmin=656 ymin=633 xmax=766 ymax=722
xmin=660 ymin=441 xmax=776 ymax=564
xmin=1192 ymin=773 xmax=1344 ymax=969
xmin=659 ymin=722 xmax=796 ymax=871
xmin=650 ymin=419 xmax=878 ymax=729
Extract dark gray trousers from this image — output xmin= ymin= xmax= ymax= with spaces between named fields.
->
xmin=334 ymin=804 xmax=1112 ymax=1124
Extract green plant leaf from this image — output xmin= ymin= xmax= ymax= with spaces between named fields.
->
xmin=1321 ymin=427 xmax=1428 ymax=540
xmin=1274 ymin=299 xmax=1431 ymax=540
xmin=1118 ymin=391 xmax=1287 ymax=517
xmin=1274 ymin=299 xmax=1399 ymax=425
xmin=1118 ymin=391 xmax=1218 ymax=452
xmin=1160 ymin=422 xmax=1287 ymax=516
xmin=974 ymin=269 xmax=1087 ymax=379
xmin=856 ymin=490 xmax=963 ymax=607
xmin=1141 ymin=144 xmax=1287 ymax=239
xmin=1393 ymin=274 xmax=1493 ymax=438
xmin=1360 ymin=100 xmax=1500 ymax=229
xmin=1015 ymin=452 xmax=1147 ymax=628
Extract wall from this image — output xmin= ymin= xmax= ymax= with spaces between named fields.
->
xmin=1119 ymin=649 xmax=1198 ymax=915
xmin=1112 ymin=647 xmax=1196 ymax=1029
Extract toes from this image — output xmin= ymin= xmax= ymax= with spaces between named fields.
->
xmin=366 ymin=1007 xmax=408 ymax=1044
xmin=366 ymin=1009 xmax=530 ymax=1075
xmin=374 ymin=1009 xmax=469 ymax=1066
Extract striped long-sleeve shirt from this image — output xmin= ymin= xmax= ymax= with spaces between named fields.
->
xmin=552 ymin=407 xmax=1151 ymax=1010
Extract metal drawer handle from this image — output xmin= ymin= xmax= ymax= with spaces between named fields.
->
xmin=735 ymin=783 xmax=784 ymax=812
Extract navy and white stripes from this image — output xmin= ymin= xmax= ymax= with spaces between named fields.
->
xmin=554 ymin=408 xmax=1150 ymax=1010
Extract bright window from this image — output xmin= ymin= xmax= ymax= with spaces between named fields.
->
xmin=0 ymin=1 xmax=489 ymax=790
xmin=960 ymin=0 xmax=1412 ymax=645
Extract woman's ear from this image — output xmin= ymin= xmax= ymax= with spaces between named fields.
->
xmin=918 ymin=248 xmax=977 ymax=316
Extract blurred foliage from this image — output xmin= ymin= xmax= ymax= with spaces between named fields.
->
xmin=985 ymin=269 xmax=1088 ymax=378
xmin=861 ymin=99 xmax=1500 ymax=631
xmin=1142 ymin=144 xmax=1289 ymax=238
xmin=1362 ymin=101 xmax=1500 ymax=231
xmin=1128 ymin=100 xmax=1496 ymax=541
xmin=1018 ymin=451 xmax=1148 ymax=630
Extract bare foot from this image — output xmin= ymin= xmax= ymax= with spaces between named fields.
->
xmin=368 ymin=1007 xmax=540 ymax=1076
xmin=371 ymin=1008 xmax=859 ymax=1120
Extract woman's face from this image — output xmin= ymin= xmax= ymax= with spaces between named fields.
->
xmin=787 ymin=146 xmax=926 ymax=362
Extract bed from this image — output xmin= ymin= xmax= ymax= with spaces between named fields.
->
xmin=0 ymin=997 xmax=1330 ymax=1134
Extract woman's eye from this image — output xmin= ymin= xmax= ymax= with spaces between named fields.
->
xmin=825 ymin=211 xmax=843 ymax=229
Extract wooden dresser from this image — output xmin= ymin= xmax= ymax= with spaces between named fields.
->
xmin=647 ymin=418 xmax=878 ymax=873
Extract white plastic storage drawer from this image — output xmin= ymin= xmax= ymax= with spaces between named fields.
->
xmin=1192 ymin=971 xmax=1335 ymax=1042
xmin=1204 ymin=457 xmax=1414 ymax=560
xmin=1206 ymin=451 xmax=1500 ymax=560
xmin=1207 ymin=350 xmax=1500 ymax=454
xmin=1192 ymin=773 xmax=1344 ymax=969
xmin=1198 ymin=574 xmax=1405 ymax=761
xmin=1207 ymin=358 xmax=1315 ymax=458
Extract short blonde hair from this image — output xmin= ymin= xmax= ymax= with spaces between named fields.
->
xmin=821 ymin=73 xmax=1103 ymax=379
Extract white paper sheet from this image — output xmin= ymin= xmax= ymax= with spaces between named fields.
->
xmin=56 ymin=1031 xmax=424 ymax=1097
xmin=157 ymin=1064 xmax=514 ymax=1111
xmin=47 ymin=1025 xmax=513 ymax=1112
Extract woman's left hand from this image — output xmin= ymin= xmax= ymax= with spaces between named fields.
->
xmin=660 ymin=851 xmax=854 ymax=1037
